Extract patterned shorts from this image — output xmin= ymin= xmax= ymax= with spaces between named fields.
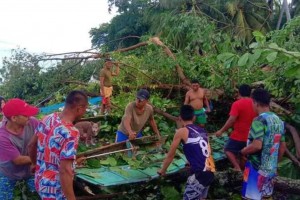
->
xmin=184 ymin=174 xmax=209 ymax=200
xmin=0 ymin=174 xmax=35 ymax=199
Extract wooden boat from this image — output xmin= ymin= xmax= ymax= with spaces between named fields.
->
xmin=75 ymin=135 xmax=228 ymax=188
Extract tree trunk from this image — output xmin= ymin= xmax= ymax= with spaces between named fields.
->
xmin=284 ymin=0 xmax=291 ymax=21
xmin=276 ymin=0 xmax=285 ymax=29
xmin=285 ymin=123 xmax=300 ymax=158
xmin=149 ymin=37 xmax=191 ymax=86
xmin=276 ymin=0 xmax=291 ymax=29
xmin=214 ymin=170 xmax=300 ymax=195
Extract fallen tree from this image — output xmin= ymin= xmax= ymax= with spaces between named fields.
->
xmin=214 ymin=170 xmax=300 ymax=195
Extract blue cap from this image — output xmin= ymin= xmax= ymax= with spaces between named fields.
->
xmin=136 ymin=89 xmax=150 ymax=100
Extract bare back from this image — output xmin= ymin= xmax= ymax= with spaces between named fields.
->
xmin=185 ymin=88 xmax=205 ymax=110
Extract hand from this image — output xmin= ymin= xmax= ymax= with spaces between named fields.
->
xmin=30 ymin=164 xmax=36 ymax=174
xmin=129 ymin=132 xmax=137 ymax=140
xmin=76 ymin=157 xmax=86 ymax=165
xmin=157 ymin=169 xmax=166 ymax=176
xmin=215 ymin=130 xmax=223 ymax=137
xmin=206 ymin=108 xmax=211 ymax=113
xmin=92 ymin=54 xmax=100 ymax=59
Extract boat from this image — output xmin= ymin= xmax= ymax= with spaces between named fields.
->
xmin=75 ymin=135 xmax=228 ymax=188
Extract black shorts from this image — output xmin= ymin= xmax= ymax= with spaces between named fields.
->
xmin=224 ymin=138 xmax=246 ymax=154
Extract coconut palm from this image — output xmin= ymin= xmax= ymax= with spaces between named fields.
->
xmin=156 ymin=0 xmax=271 ymax=43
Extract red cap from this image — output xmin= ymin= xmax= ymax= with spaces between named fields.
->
xmin=3 ymin=98 xmax=39 ymax=117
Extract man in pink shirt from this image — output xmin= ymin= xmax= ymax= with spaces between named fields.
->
xmin=0 ymin=98 xmax=39 ymax=199
xmin=215 ymin=84 xmax=256 ymax=171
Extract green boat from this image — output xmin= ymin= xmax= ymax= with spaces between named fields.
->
xmin=75 ymin=135 xmax=228 ymax=188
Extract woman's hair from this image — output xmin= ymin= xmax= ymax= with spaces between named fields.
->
xmin=0 ymin=96 xmax=6 ymax=112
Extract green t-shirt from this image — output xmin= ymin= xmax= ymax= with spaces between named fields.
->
xmin=99 ymin=68 xmax=112 ymax=87
xmin=247 ymin=112 xmax=285 ymax=176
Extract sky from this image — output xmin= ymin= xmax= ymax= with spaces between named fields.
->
xmin=0 ymin=0 xmax=116 ymax=66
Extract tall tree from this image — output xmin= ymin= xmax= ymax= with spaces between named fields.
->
xmin=276 ymin=0 xmax=291 ymax=29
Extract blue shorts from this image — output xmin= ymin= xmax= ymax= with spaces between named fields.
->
xmin=0 ymin=174 xmax=35 ymax=199
xmin=242 ymin=162 xmax=275 ymax=200
xmin=224 ymin=138 xmax=246 ymax=154
xmin=115 ymin=130 xmax=142 ymax=143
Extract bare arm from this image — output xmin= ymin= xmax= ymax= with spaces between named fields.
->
xmin=184 ymin=92 xmax=190 ymax=105
xmin=285 ymin=123 xmax=300 ymax=158
xmin=204 ymin=90 xmax=211 ymax=112
xmin=158 ymin=130 xmax=183 ymax=175
xmin=215 ymin=116 xmax=237 ymax=137
xmin=278 ymin=141 xmax=286 ymax=161
xmin=28 ymin=134 xmax=38 ymax=165
xmin=99 ymin=76 xmax=105 ymax=95
xmin=285 ymin=148 xmax=300 ymax=166
xmin=112 ymin=62 xmax=120 ymax=76
xmin=123 ymin=115 xmax=136 ymax=139
xmin=12 ymin=155 xmax=32 ymax=165
xmin=241 ymin=140 xmax=262 ymax=156
xmin=149 ymin=115 xmax=160 ymax=137
xmin=60 ymin=160 xmax=76 ymax=200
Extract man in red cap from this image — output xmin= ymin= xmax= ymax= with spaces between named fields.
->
xmin=0 ymin=98 xmax=39 ymax=199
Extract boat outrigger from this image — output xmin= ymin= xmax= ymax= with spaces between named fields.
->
xmin=75 ymin=135 xmax=228 ymax=189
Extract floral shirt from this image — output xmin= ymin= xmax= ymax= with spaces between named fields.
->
xmin=35 ymin=113 xmax=79 ymax=199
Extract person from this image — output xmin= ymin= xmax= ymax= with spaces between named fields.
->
xmin=240 ymin=88 xmax=286 ymax=200
xmin=158 ymin=105 xmax=215 ymax=200
xmin=184 ymin=79 xmax=211 ymax=127
xmin=99 ymin=58 xmax=120 ymax=114
xmin=0 ymin=96 xmax=6 ymax=113
xmin=0 ymin=96 xmax=6 ymax=124
xmin=115 ymin=89 xmax=160 ymax=143
xmin=0 ymin=98 xmax=39 ymax=199
xmin=30 ymin=90 xmax=88 ymax=200
xmin=215 ymin=84 xmax=256 ymax=171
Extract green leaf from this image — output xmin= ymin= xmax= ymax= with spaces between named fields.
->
xmin=266 ymin=52 xmax=278 ymax=62
xmin=252 ymin=49 xmax=262 ymax=61
xmin=253 ymin=31 xmax=265 ymax=43
xmin=161 ymin=186 xmax=181 ymax=200
xmin=217 ymin=53 xmax=235 ymax=61
xmin=249 ymin=42 xmax=258 ymax=49
xmin=238 ymin=53 xmax=250 ymax=67
xmin=284 ymin=65 xmax=300 ymax=78
xmin=224 ymin=56 xmax=235 ymax=68
xmin=268 ymin=43 xmax=279 ymax=49
xmin=100 ymin=157 xmax=117 ymax=166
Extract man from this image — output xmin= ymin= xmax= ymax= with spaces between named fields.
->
xmin=31 ymin=91 xmax=88 ymax=200
xmin=116 ymin=89 xmax=160 ymax=143
xmin=0 ymin=98 xmax=39 ymax=199
xmin=158 ymin=105 xmax=215 ymax=200
xmin=240 ymin=88 xmax=286 ymax=200
xmin=184 ymin=79 xmax=211 ymax=127
xmin=215 ymin=84 xmax=256 ymax=171
xmin=99 ymin=58 xmax=119 ymax=114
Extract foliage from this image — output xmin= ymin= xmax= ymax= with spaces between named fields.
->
xmin=0 ymin=49 xmax=101 ymax=104
xmin=218 ymin=18 xmax=300 ymax=125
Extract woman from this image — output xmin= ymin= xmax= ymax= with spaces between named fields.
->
xmin=0 ymin=96 xmax=6 ymax=123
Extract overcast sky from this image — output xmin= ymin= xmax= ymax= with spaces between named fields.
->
xmin=0 ymin=0 xmax=115 ymax=65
